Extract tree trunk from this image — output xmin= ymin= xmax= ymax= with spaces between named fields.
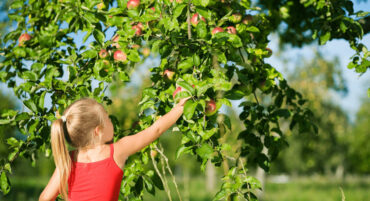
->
xmin=206 ymin=159 xmax=216 ymax=192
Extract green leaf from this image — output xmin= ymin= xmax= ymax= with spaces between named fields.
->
xmin=196 ymin=143 xmax=213 ymax=159
xmin=93 ymin=29 xmax=105 ymax=46
xmin=199 ymin=127 xmax=218 ymax=140
xmin=81 ymin=49 xmax=97 ymax=59
xmin=173 ymin=4 xmax=187 ymax=18
xmin=246 ymin=26 xmax=259 ymax=32
xmin=200 ymin=0 xmax=210 ymax=7
xmin=15 ymin=112 xmax=31 ymax=121
xmin=128 ymin=50 xmax=141 ymax=62
xmin=151 ymin=40 xmax=163 ymax=54
xmin=118 ymin=71 xmax=130 ymax=82
xmin=272 ymin=109 xmax=291 ymax=118
xmin=177 ymin=80 xmax=195 ymax=95
xmin=13 ymin=47 xmax=26 ymax=58
xmin=320 ymin=31 xmax=331 ymax=45
xmin=39 ymin=90 xmax=47 ymax=110
xmin=184 ymin=100 xmax=198 ymax=120
xmin=21 ymin=71 xmax=38 ymax=81
xmin=0 ymin=119 xmax=11 ymax=125
xmin=1 ymin=172 xmax=10 ymax=195
xmin=10 ymin=0 xmax=23 ymax=9
xmin=228 ymin=34 xmax=243 ymax=48
xmin=175 ymin=145 xmax=193 ymax=159
xmin=178 ymin=57 xmax=194 ymax=73
xmin=196 ymin=20 xmax=208 ymax=39
xmin=23 ymin=99 xmax=38 ymax=113
xmin=193 ymin=54 xmax=200 ymax=66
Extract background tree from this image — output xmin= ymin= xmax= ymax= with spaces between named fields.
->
xmin=270 ymin=50 xmax=350 ymax=178
xmin=0 ymin=0 xmax=367 ymax=200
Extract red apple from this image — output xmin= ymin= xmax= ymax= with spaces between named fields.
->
xmin=111 ymin=34 xmax=120 ymax=48
xmin=226 ymin=26 xmax=237 ymax=34
xmin=150 ymin=150 xmax=158 ymax=157
xmin=127 ymin=0 xmax=140 ymax=9
xmin=230 ymin=13 xmax=242 ymax=23
xmin=242 ymin=15 xmax=253 ymax=25
xmin=266 ymin=48 xmax=272 ymax=57
xmin=190 ymin=13 xmax=206 ymax=27
xmin=163 ymin=69 xmax=175 ymax=81
xmin=211 ymin=27 xmax=224 ymax=35
xmin=112 ymin=34 xmax=120 ymax=42
xmin=142 ymin=47 xmax=150 ymax=57
xmin=131 ymin=44 xmax=141 ymax=49
xmin=132 ymin=24 xmax=142 ymax=36
xmin=172 ymin=86 xmax=183 ymax=99
xmin=102 ymin=59 xmax=110 ymax=67
xmin=150 ymin=7 xmax=155 ymax=12
xmin=97 ymin=2 xmax=106 ymax=10
xmin=205 ymin=99 xmax=217 ymax=116
xmin=113 ymin=50 xmax=127 ymax=62
xmin=99 ymin=49 xmax=108 ymax=58
xmin=18 ymin=33 xmax=31 ymax=46
xmin=250 ymin=33 xmax=255 ymax=40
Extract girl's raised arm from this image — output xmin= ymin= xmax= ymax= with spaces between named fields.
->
xmin=115 ymin=97 xmax=191 ymax=158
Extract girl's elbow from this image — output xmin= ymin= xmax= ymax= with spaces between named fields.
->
xmin=39 ymin=192 xmax=55 ymax=201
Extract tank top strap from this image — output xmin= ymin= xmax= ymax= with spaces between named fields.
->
xmin=109 ymin=143 xmax=114 ymax=158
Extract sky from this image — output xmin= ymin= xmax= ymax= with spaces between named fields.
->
xmin=1 ymin=0 xmax=369 ymax=123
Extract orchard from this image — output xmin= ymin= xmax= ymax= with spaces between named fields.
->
xmin=0 ymin=0 xmax=368 ymax=200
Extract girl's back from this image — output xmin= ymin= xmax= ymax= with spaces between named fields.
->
xmin=68 ymin=143 xmax=124 ymax=201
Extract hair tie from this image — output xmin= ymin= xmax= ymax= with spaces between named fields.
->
xmin=61 ymin=116 xmax=72 ymax=144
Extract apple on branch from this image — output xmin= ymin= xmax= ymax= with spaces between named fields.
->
xmin=113 ymin=50 xmax=127 ymax=62
xmin=211 ymin=27 xmax=224 ymax=35
xmin=163 ymin=69 xmax=175 ymax=81
xmin=127 ymin=0 xmax=140 ymax=9
xmin=242 ymin=15 xmax=253 ymax=25
xmin=132 ymin=23 xmax=142 ymax=36
xmin=142 ymin=47 xmax=150 ymax=57
xmin=266 ymin=48 xmax=272 ymax=57
xmin=99 ymin=49 xmax=108 ymax=59
xmin=226 ymin=26 xmax=237 ymax=34
xmin=230 ymin=13 xmax=242 ymax=23
xmin=18 ymin=33 xmax=31 ymax=46
xmin=191 ymin=13 xmax=206 ymax=27
xmin=172 ymin=84 xmax=194 ymax=100
xmin=205 ymin=99 xmax=217 ymax=116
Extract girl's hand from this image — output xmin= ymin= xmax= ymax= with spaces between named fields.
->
xmin=177 ymin=96 xmax=192 ymax=107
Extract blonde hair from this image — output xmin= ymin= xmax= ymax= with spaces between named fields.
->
xmin=50 ymin=97 xmax=107 ymax=200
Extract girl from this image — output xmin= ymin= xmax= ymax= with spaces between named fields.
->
xmin=39 ymin=96 xmax=191 ymax=201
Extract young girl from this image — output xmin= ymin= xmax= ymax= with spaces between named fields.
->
xmin=39 ymin=96 xmax=191 ymax=201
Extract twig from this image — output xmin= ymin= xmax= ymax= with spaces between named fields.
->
xmin=186 ymin=0 xmax=192 ymax=40
xmin=156 ymin=143 xmax=183 ymax=201
xmin=150 ymin=150 xmax=172 ymax=201
xmin=159 ymin=151 xmax=172 ymax=201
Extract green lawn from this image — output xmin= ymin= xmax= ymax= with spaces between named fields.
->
xmin=263 ymin=176 xmax=370 ymax=201
xmin=1 ymin=175 xmax=369 ymax=201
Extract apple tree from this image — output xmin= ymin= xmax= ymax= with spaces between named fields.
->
xmin=0 ymin=0 xmax=368 ymax=200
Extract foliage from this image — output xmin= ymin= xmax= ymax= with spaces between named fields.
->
xmin=0 ymin=0 xmax=366 ymax=200
xmin=347 ymin=98 xmax=370 ymax=174
xmin=270 ymin=50 xmax=351 ymax=175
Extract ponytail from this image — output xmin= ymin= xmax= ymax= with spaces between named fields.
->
xmin=51 ymin=118 xmax=71 ymax=201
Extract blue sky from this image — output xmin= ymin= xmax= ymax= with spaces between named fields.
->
xmin=1 ymin=0 xmax=369 ymax=123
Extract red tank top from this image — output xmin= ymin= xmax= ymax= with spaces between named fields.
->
xmin=68 ymin=143 xmax=124 ymax=201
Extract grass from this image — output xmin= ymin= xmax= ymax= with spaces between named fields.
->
xmin=1 ymin=175 xmax=369 ymax=201
xmin=262 ymin=175 xmax=370 ymax=201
